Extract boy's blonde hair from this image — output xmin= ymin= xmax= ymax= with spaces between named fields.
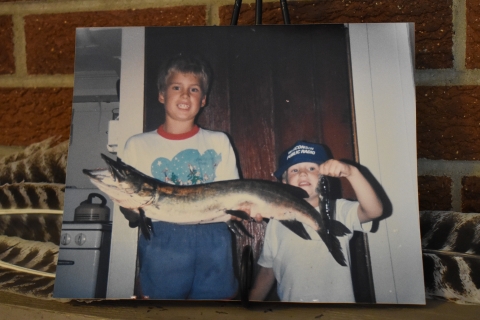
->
xmin=157 ymin=53 xmax=212 ymax=95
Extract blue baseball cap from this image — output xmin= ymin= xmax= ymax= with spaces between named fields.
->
xmin=274 ymin=141 xmax=330 ymax=180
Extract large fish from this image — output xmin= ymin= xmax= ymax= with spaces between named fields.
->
xmin=83 ymin=154 xmax=351 ymax=266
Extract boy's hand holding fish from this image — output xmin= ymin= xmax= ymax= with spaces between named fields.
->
xmin=319 ymin=159 xmax=383 ymax=224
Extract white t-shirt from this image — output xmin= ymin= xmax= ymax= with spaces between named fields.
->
xmin=122 ymin=126 xmax=239 ymax=184
xmin=258 ymin=199 xmax=371 ymax=303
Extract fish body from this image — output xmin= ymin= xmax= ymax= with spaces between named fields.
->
xmin=83 ymin=154 xmax=350 ymax=266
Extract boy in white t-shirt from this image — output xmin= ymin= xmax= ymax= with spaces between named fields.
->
xmin=249 ymin=141 xmax=383 ymax=302
xmin=121 ymin=54 xmax=239 ymax=300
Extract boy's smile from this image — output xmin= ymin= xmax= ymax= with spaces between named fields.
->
xmin=159 ymin=72 xmax=206 ymax=129
xmin=283 ymin=162 xmax=321 ymax=207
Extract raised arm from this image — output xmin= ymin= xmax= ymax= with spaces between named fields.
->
xmin=319 ymin=159 xmax=383 ymax=223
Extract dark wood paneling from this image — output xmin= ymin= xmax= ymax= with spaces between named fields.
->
xmin=312 ymin=26 xmax=356 ymax=200
xmin=142 ymin=25 xmax=373 ymax=303
xmin=271 ymin=28 xmax=320 ymax=159
xmin=227 ymin=28 xmax=277 ymax=180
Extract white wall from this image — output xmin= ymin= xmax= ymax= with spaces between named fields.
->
xmin=106 ymin=27 xmax=145 ymax=298
xmin=349 ymin=23 xmax=425 ymax=304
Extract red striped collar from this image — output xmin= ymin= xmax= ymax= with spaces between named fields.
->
xmin=157 ymin=125 xmax=199 ymax=140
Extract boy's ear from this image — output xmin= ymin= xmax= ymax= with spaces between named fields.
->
xmin=201 ymin=94 xmax=207 ymax=107
xmin=158 ymin=92 xmax=165 ymax=104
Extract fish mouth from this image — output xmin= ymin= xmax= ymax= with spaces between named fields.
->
xmin=100 ymin=153 xmax=127 ymax=182
xmin=82 ymin=168 xmax=98 ymax=178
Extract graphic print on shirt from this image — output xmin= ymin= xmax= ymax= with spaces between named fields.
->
xmin=151 ymin=149 xmax=222 ymax=185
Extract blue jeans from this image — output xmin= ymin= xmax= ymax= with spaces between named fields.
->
xmin=137 ymin=221 xmax=238 ymax=299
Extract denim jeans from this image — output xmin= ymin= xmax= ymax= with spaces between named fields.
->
xmin=137 ymin=221 xmax=238 ymax=299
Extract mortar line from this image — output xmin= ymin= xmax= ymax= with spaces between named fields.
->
xmin=0 ymin=75 xmax=74 ymax=88
xmin=452 ymin=0 xmax=467 ymax=71
xmin=415 ymin=69 xmax=480 ymax=86
xmin=0 ymin=0 xmax=252 ymax=15
xmin=11 ymin=13 xmax=27 ymax=77
xmin=208 ymin=3 xmax=221 ymax=26
xmin=417 ymin=158 xmax=480 ymax=212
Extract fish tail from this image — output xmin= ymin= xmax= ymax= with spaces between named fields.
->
xmin=318 ymin=231 xmax=347 ymax=267
xmin=329 ymin=220 xmax=351 ymax=237
xmin=280 ymin=220 xmax=311 ymax=240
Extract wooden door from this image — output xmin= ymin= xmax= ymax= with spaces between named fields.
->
xmin=142 ymin=25 xmax=373 ymax=302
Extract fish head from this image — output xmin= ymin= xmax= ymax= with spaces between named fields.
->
xmin=82 ymin=154 xmax=157 ymax=209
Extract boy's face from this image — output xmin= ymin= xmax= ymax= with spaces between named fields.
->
xmin=159 ymin=72 xmax=206 ymax=125
xmin=283 ymin=162 xmax=321 ymax=206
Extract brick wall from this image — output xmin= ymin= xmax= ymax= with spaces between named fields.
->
xmin=0 ymin=0 xmax=479 ymax=212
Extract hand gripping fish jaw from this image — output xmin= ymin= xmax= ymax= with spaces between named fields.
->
xmin=83 ymin=154 xmax=351 ymax=267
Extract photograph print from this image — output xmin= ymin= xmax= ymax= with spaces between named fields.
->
xmin=54 ymin=23 xmax=425 ymax=305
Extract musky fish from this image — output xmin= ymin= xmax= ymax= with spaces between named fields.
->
xmin=83 ymin=154 xmax=351 ymax=266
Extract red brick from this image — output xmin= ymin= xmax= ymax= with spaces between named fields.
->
xmin=0 ymin=15 xmax=15 ymax=75
xmin=466 ymin=1 xmax=480 ymax=69
xmin=220 ymin=0 xmax=453 ymax=69
xmin=24 ymin=7 xmax=206 ymax=74
xmin=417 ymin=86 xmax=480 ymax=160
xmin=462 ymin=176 xmax=480 ymax=212
xmin=418 ymin=175 xmax=452 ymax=211
xmin=0 ymin=88 xmax=72 ymax=146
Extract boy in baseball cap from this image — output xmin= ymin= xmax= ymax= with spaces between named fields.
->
xmin=250 ymin=141 xmax=383 ymax=302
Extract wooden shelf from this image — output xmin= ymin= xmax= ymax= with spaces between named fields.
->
xmin=1 ymin=292 xmax=479 ymax=320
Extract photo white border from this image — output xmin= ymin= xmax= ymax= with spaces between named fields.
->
xmin=350 ymin=23 xmax=424 ymax=304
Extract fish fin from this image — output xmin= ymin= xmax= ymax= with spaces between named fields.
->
xmin=225 ymin=209 xmax=252 ymax=221
xmin=329 ymin=220 xmax=351 ymax=237
xmin=318 ymin=231 xmax=347 ymax=267
xmin=226 ymin=220 xmax=253 ymax=238
xmin=119 ymin=206 xmax=140 ymax=228
xmin=280 ymin=220 xmax=311 ymax=240
xmin=138 ymin=208 xmax=152 ymax=240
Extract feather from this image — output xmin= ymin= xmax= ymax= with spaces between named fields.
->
xmin=0 ymin=212 xmax=63 ymax=245
xmin=420 ymin=211 xmax=480 ymax=304
xmin=0 ymin=138 xmax=67 ymax=300
xmin=0 ymin=267 xmax=56 ymax=299
xmin=0 ymin=140 xmax=68 ymax=185
xmin=0 ymin=235 xmax=57 ymax=299
xmin=0 ymin=235 xmax=58 ymax=274
xmin=0 ymin=137 xmax=59 ymax=166
xmin=0 ymin=182 xmax=65 ymax=210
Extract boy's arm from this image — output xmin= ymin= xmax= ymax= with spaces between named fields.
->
xmin=319 ymin=160 xmax=383 ymax=224
xmin=249 ymin=266 xmax=276 ymax=301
